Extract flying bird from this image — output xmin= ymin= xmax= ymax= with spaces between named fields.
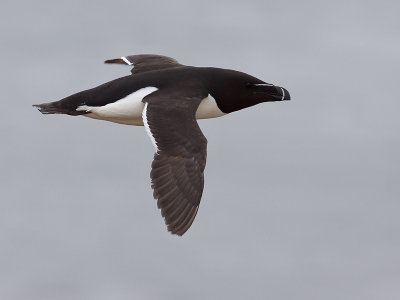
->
xmin=34 ymin=54 xmax=291 ymax=235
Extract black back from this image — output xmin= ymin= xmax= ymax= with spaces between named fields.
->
xmin=37 ymin=61 xmax=287 ymax=116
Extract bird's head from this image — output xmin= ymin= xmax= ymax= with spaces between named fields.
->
xmin=206 ymin=68 xmax=291 ymax=113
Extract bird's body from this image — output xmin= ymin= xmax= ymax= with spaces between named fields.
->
xmin=73 ymin=67 xmax=231 ymax=125
xmin=34 ymin=54 xmax=290 ymax=235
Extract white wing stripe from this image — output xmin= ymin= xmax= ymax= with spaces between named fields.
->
xmin=121 ymin=56 xmax=133 ymax=66
xmin=142 ymin=102 xmax=159 ymax=152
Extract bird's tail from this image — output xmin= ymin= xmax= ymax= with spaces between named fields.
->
xmin=33 ymin=101 xmax=84 ymax=116
xmin=33 ymin=102 xmax=61 ymax=114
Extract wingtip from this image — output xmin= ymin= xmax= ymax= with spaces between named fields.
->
xmin=32 ymin=104 xmax=43 ymax=113
xmin=104 ymin=58 xmax=125 ymax=64
xmin=168 ymin=227 xmax=186 ymax=236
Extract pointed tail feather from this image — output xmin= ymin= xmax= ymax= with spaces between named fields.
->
xmin=33 ymin=102 xmax=84 ymax=116
xmin=33 ymin=102 xmax=60 ymax=114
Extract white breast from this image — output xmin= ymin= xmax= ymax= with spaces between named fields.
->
xmin=196 ymin=94 xmax=226 ymax=119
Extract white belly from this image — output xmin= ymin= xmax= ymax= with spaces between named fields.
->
xmin=76 ymin=87 xmax=157 ymax=125
xmin=77 ymin=87 xmax=225 ymax=126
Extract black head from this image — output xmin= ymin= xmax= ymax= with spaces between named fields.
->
xmin=203 ymin=68 xmax=291 ymax=114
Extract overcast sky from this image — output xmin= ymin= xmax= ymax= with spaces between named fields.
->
xmin=1 ymin=0 xmax=400 ymax=299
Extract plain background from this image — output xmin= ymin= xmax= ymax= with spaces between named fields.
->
xmin=1 ymin=0 xmax=399 ymax=299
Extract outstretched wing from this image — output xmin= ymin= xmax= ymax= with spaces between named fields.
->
xmin=142 ymin=95 xmax=207 ymax=235
xmin=105 ymin=54 xmax=183 ymax=75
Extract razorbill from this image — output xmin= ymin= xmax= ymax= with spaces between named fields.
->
xmin=34 ymin=54 xmax=291 ymax=235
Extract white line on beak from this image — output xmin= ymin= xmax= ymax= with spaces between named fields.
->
xmin=253 ymin=83 xmax=274 ymax=87
xmin=121 ymin=57 xmax=133 ymax=66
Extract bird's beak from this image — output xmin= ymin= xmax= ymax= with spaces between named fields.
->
xmin=274 ymin=86 xmax=291 ymax=101
xmin=252 ymin=83 xmax=291 ymax=101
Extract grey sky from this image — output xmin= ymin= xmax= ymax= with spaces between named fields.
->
xmin=1 ymin=0 xmax=399 ymax=299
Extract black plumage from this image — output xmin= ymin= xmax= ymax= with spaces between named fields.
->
xmin=34 ymin=54 xmax=290 ymax=235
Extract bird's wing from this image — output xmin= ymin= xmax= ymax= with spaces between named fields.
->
xmin=142 ymin=93 xmax=207 ymax=235
xmin=104 ymin=54 xmax=183 ymax=75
